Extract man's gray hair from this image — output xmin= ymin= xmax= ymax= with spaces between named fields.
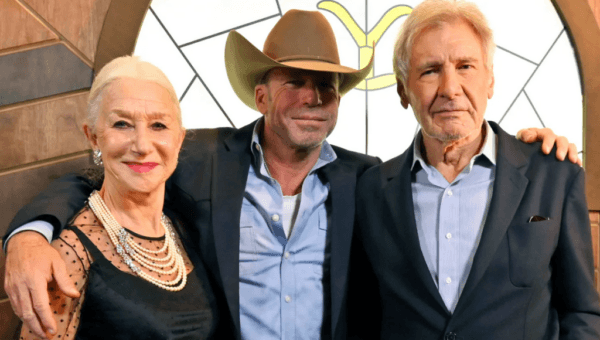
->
xmin=393 ymin=0 xmax=495 ymax=86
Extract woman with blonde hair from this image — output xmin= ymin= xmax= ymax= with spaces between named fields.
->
xmin=19 ymin=56 xmax=220 ymax=339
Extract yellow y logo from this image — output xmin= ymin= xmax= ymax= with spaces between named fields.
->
xmin=317 ymin=1 xmax=412 ymax=90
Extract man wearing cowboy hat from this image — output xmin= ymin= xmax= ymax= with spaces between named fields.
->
xmin=3 ymin=8 xmax=581 ymax=340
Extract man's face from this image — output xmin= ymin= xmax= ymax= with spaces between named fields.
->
xmin=255 ymin=68 xmax=341 ymax=150
xmin=398 ymin=19 xmax=494 ymax=143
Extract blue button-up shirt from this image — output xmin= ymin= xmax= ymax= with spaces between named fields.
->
xmin=411 ymin=121 xmax=497 ymax=313
xmin=239 ymin=119 xmax=336 ymax=340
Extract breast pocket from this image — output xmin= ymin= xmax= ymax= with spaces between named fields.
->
xmin=507 ymin=219 xmax=559 ymax=287
xmin=239 ymin=215 xmax=258 ymax=276
xmin=313 ymin=209 xmax=328 ymax=275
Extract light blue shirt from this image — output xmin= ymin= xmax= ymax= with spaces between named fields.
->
xmin=239 ymin=119 xmax=336 ymax=340
xmin=411 ymin=121 xmax=496 ymax=313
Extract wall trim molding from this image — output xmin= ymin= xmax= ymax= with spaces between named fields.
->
xmin=93 ymin=0 xmax=152 ymax=72
xmin=0 ymin=88 xmax=89 ymax=114
xmin=554 ymin=0 xmax=600 ymax=210
xmin=0 ymin=39 xmax=60 ymax=57
xmin=0 ymin=150 xmax=91 ymax=177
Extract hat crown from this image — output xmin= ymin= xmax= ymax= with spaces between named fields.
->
xmin=263 ymin=10 xmax=340 ymax=65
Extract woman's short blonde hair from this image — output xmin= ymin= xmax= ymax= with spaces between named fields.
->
xmin=393 ymin=0 xmax=495 ymax=86
xmin=87 ymin=56 xmax=181 ymax=130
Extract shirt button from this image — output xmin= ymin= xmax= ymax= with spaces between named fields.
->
xmin=447 ymin=189 xmax=453 ymax=196
xmin=285 ymin=295 xmax=291 ymax=303
xmin=284 ymin=252 xmax=290 ymax=259
xmin=255 ymin=144 xmax=261 ymax=151
xmin=446 ymin=277 xmax=452 ymax=284
xmin=272 ymin=214 xmax=280 ymax=222
xmin=446 ymin=233 xmax=452 ymax=239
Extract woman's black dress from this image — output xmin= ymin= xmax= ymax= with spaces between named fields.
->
xmin=63 ymin=210 xmax=219 ymax=340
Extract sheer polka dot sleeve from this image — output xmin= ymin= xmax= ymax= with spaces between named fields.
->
xmin=19 ymin=229 xmax=91 ymax=340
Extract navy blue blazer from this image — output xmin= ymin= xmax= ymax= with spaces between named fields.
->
xmin=352 ymin=122 xmax=600 ymax=339
xmin=6 ymin=120 xmax=380 ymax=340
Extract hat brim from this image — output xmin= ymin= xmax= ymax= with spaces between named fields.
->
xmin=225 ymin=30 xmax=373 ymax=110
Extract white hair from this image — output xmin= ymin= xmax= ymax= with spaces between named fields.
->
xmin=87 ymin=56 xmax=181 ymax=130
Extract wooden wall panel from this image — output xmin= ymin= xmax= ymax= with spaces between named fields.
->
xmin=0 ymin=92 xmax=90 ymax=170
xmin=0 ymin=153 xmax=94 ymax=238
xmin=21 ymin=0 xmax=111 ymax=62
xmin=0 ymin=0 xmax=57 ymax=52
xmin=0 ymin=299 xmax=20 ymax=340
xmin=0 ymin=43 xmax=93 ymax=106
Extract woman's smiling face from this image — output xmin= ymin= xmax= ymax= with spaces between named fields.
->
xmin=87 ymin=78 xmax=185 ymax=195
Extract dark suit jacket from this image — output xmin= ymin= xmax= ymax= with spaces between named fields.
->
xmin=6 ymin=120 xmax=380 ymax=340
xmin=353 ymin=122 xmax=600 ymax=340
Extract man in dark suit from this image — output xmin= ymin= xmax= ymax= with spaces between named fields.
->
xmin=353 ymin=0 xmax=600 ymax=339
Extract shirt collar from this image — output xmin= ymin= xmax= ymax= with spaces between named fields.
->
xmin=250 ymin=118 xmax=337 ymax=176
xmin=411 ymin=120 xmax=497 ymax=172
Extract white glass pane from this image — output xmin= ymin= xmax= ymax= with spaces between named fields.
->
xmin=499 ymin=92 xmax=544 ymax=136
xmin=327 ymin=88 xmax=366 ymax=154
xmin=486 ymin=48 xmax=537 ymax=123
xmin=133 ymin=10 xmax=194 ymax=99
xmin=475 ymin=0 xmax=563 ymax=64
xmin=525 ymin=31 xmax=583 ymax=152
xmin=367 ymin=86 xmax=418 ymax=161
xmin=181 ymin=17 xmax=276 ymax=128
xmin=150 ymin=0 xmax=279 ymax=45
xmin=180 ymin=78 xmax=234 ymax=129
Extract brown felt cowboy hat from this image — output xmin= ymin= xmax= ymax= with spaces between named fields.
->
xmin=225 ymin=9 xmax=373 ymax=110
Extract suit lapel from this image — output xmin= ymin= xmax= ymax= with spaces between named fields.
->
xmin=320 ymin=160 xmax=355 ymax=338
xmin=211 ymin=124 xmax=253 ymax=335
xmin=383 ymin=147 xmax=449 ymax=312
xmin=453 ymin=124 xmax=529 ymax=314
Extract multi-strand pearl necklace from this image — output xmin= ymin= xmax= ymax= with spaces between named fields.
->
xmin=88 ymin=190 xmax=187 ymax=291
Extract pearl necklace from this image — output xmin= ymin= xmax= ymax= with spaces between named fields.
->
xmin=88 ymin=191 xmax=187 ymax=291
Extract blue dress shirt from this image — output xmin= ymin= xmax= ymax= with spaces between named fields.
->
xmin=239 ymin=120 xmax=336 ymax=340
xmin=411 ymin=121 xmax=497 ymax=313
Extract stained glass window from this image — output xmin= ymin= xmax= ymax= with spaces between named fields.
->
xmin=135 ymin=0 xmax=582 ymax=161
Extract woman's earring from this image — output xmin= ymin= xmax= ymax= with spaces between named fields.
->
xmin=93 ymin=149 xmax=103 ymax=166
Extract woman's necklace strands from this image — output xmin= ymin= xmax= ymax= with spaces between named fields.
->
xmin=88 ymin=190 xmax=188 ymax=291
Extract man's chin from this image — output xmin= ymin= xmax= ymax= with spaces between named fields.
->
xmin=289 ymin=135 xmax=325 ymax=151
xmin=423 ymin=129 xmax=465 ymax=143
xmin=437 ymin=133 xmax=465 ymax=143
